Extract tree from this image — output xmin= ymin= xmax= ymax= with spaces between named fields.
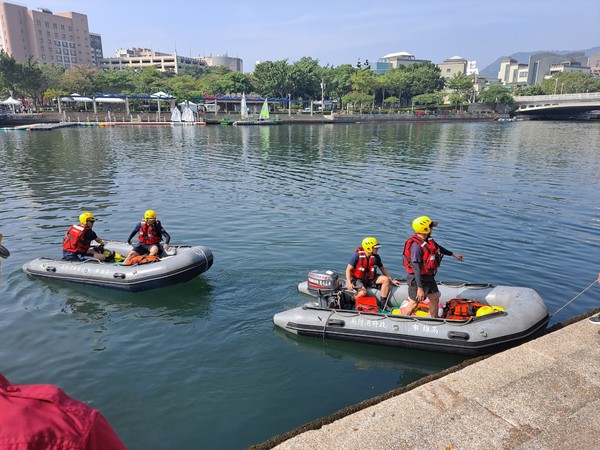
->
xmin=288 ymin=57 xmax=321 ymax=99
xmin=406 ymin=63 xmax=445 ymax=98
xmin=412 ymin=93 xmax=443 ymax=110
xmin=218 ymin=71 xmax=253 ymax=95
xmin=446 ymin=72 xmax=475 ymax=107
xmin=479 ymin=84 xmax=514 ymax=107
xmin=62 ymin=65 xmax=102 ymax=95
xmin=0 ymin=50 xmax=20 ymax=96
xmin=135 ymin=67 xmax=168 ymax=94
xmin=18 ymin=56 xmax=47 ymax=107
xmin=382 ymin=67 xmax=410 ymax=104
xmin=541 ymin=72 xmax=600 ymax=95
xmin=252 ymin=60 xmax=293 ymax=98
xmin=98 ymin=69 xmax=137 ymax=94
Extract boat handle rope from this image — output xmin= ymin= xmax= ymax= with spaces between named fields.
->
xmin=550 ymin=277 xmax=599 ymax=317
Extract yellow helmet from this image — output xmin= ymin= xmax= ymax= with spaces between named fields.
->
xmin=361 ymin=237 xmax=380 ymax=253
xmin=412 ymin=216 xmax=438 ymax=234
xmin=79 ymin=211 xmax=96 ymax=224
xmin=144 ymin=209 xmax=157 ymax=220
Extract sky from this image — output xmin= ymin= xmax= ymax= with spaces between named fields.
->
xmin=30 ymin=0 xmax=600 ymax=73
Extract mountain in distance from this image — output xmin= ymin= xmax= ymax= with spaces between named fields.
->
xmin=479 ymin=45 xmax=600 ymax=79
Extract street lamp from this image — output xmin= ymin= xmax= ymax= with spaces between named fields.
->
xmin=320 ymin=79 xmax=325 ymax=114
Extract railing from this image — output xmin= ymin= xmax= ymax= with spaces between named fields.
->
xmin=514 ymin=92 xmax=600 ymax=102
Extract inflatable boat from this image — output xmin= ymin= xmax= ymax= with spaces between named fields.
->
xmin=22 ymin=241 xmax=213 ymax=292
xmin=273 ymin=270 xmax=549 ymax=356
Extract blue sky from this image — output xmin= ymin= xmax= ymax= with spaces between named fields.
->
xmin=35 ymin=0 xmax=600 ymax=72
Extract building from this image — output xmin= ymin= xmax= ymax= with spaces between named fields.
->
xmin=200 ymin=54 xmax=243 ymax=72
xmin=376 ymin=51 xmax=431 ymax=73
xmin=89 ymin=33 xmax=103 ymax=67
xmin=548 ymin=60 xmax=591 ymax=77
xmin=589 ymin=54 xmax=600 ymax=78
xmin=498 ymin=58 xmax=529 ymax=86
xmin=101 ymin=48 xmax=207 ymax=74
xmin=526 ymin=52 xmax=588 ymax=85
xmin=0 ymin=1 xmax=95 ymax=67
xmin=437 ymin=55 xmax=468 ymax=79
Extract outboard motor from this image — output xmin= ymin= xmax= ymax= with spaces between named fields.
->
xmin=306 ymin=270 xmax=340 ymax=295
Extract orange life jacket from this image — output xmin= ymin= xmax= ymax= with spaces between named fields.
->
xmin=123 ymin=255 xmax=160 ymax=266
xmin=403 ymin=234 xmax=442 ymax=276
xmin=443 ymin=299 xmax=487 ymax=320
xmin=138 ymin=220 xmax=162 ymax=245
xmin=62 ymin=224 xmax=91 ymax=254
xmin=351 ymin=247 xmax=376 ymax=281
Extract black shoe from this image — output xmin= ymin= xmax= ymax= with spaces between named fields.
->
xmin=105 ymin=251 xmax=115 ymax=263
xmin=589 ymin=314 xmax=600 ymax=324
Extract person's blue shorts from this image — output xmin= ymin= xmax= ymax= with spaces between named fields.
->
xmin=62 ymin=250 xmax=93 ymax=261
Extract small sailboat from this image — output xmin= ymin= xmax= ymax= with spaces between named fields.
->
xmin=258 ymin=98 xmax=269 ymax=121
xmin=181 ymin=106 xmax=194 ymax=122
xmin=240 ymin=93 xmax=249 ymax=120
xmin=170 ymin=106 xmax=182 ymax=122
xmin=233 ymin=95 xmax=281 ymax=126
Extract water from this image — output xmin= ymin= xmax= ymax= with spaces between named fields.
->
xmin=1 ymin=121 xmax=599 ymax=449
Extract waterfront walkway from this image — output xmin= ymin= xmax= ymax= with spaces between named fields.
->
xmin=255 ymin=310 xmax=600 ymax=449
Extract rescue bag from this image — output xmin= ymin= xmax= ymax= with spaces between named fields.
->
xmin=356 ymin=296 xmax=379 ymax=313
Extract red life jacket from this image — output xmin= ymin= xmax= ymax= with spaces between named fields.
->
xmin=443 ymin=298 xmax=487 ymax=320
xmin=123 ymin=255 xmax=160 ymax=266
xmin=62 ymin=224 xmax=91 ymax=253
xmin=138 ymin=220 xmax=162 ymax=245
xmin=403 ymin=234 xmax=442 ymax=276
xmin=351 ymin=247 xmax=376 ymax=281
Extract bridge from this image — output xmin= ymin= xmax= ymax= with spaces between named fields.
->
xmin=513 ymin=92 xmax=600 ymax=119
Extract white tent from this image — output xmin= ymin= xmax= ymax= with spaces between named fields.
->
xmin=1 ymin=96 xmax=22 ymax=112
xmin=1 ymin=96 xmax=22 ymax=105
xmin=151 ymin=92 xmax=174 ymax=120
xmin=61 ymin=93 xmax=94 ymax=102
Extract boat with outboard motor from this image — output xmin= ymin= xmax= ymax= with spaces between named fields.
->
xmin=22 ymin=241 xmax=213 ymax=292
xmin=273 ymin=270 xmax=550 ymax=356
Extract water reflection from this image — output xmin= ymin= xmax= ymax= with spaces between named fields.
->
xmin=274 ymin=327 xmax=467 ymax=386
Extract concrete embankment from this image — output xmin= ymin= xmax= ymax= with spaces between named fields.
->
xmin=253 ymin=309 xmax=600 ymax=450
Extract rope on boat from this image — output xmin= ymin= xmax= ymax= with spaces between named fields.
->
xmin=551 ymin=278 xmax=599 ymax=317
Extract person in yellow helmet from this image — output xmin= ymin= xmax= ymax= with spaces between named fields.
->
xmin=345 ymin=236 xmax=400 ymax=306
xmin=402 ymin=216 xmax=464 ymax=317
xmin=62 ymin=212 xmax=109 ymax=261
xmin=123 ymin=209 xmax=171 ymax=265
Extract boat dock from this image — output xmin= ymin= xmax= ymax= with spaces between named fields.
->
xmin=255 ymin=309 xmax=600 ymax=450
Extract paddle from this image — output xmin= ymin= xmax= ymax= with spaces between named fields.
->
xmin=0 ymin=234 xmax=10 ymax=259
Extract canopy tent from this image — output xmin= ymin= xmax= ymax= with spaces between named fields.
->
xmin=151 ymin=91 xmax=174 ymax=120
xmin=94 ymin=97 xmax=126 ymax=104
xmin=1 ymin=96 xmax=22 ymax=105
xmin=1 ymin=96 xmax=22 ymax=112
xmin=60 ymin=94 xmax=94 ymax=102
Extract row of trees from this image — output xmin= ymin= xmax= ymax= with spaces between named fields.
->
xmin=2 ymin=49 xmax=599 ymax=112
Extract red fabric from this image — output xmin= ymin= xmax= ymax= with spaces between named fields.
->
xmin=0 ymin=374 xmax=126 ymax=450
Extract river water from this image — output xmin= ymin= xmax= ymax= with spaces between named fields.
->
xmin=0 ymin=121 xmax=599 ymax=449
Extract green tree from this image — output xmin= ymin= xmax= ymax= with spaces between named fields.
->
xmin=406 ymin=63 xmax=445 ymax=98
xmin=135 ymin=67 xmax=168 ymax=94
xmin=446 ymin=72 xmax=475 ymax=106
xmin=18 ymin=56 xmax=46 ymax=107
xmin=382 ymin=67 xmax=410 ymax=104
xmin=252 ymin=60 xmax=293 ymax=98
xmin=323 ymin=64 xmax=354 ymax=110
xmin=541 ymin=72 xmax=600 ymax=95
xmin=412 ymin=92 xmax=444 ymax=110
xmin=0 ymin=50 xmax=20 ymax=96
xmin=289 ymin=57 xmax=321 ymax=99
xmin=218 ymin=71 xmax=253 ymax=95
xmin=99 ymin=69 xmax=137 ymax=94
xmin=479 ymin=84 xmax=514 ymax=107
xmin=62 ymin=65 xmax=102 ymax=95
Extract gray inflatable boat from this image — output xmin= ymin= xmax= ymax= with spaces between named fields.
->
xmin=273 ymin=270 xmax=549 ymax=356
xmin=23 ymin=241 xmax=213 ymax=292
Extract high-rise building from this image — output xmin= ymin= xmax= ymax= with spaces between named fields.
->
xmin=0 ymin=1 xmax=97 ymax=68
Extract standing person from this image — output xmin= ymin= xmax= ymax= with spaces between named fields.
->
xmin=402 ymin=216 xmax=464 ymax=318
xmin=123 ymin=209 xmax=170 ymax=265
xmin=62 ymin=212 xmax=109 ymax=261
xmin=0 ymin=372 xmax=126 ymax=449
xmin=345 ymin=236 xmax=400 ymax=306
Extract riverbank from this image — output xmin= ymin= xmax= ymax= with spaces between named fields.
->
xmin=1 ymin=110 xmax=506 ymax=127
xmin=253 ymin=308 xmax=600 ymax=449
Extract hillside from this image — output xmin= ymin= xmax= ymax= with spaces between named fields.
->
xmin=479 ymin=46 xmax=600 ymax=79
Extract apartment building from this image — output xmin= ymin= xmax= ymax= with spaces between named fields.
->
xmin=0 ymin=1 xmax=94 ymax=67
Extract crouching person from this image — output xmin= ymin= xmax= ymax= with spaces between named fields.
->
xmin=124 ymin=209 xmax=170 ymax=265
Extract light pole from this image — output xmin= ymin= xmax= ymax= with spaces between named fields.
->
xmin=554 ymin=77 xmax=559 ymax=95
xmin=320 ymin=79 xmax=325 ymax=114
